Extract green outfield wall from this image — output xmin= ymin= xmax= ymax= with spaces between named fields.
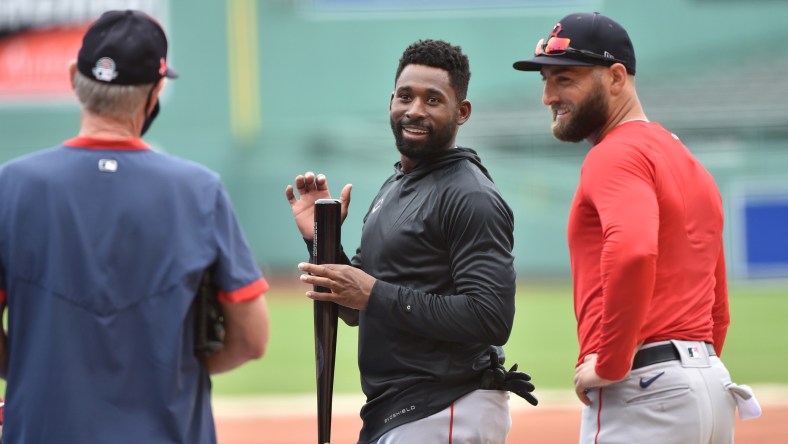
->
xmin=2 ymin=0 xmax=787 ymax=280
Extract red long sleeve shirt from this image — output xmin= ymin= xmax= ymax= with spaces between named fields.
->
xmin=568 ymin=121 xmax=730 ymax=380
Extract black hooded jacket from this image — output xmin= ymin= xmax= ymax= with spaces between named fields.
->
xmin=332 ymin=147 xmax=516 ymax=442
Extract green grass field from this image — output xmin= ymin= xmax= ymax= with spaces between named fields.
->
xmin=212 ymin=282 xmax=788 ymax=396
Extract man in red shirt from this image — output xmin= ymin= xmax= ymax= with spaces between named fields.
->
xmin=512 ymin=12 xmax=759 ymax=443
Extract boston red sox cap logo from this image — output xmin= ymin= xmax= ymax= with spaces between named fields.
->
xmin=549 ymin=23 xmax=563 ymax=39
xmin=92 ymin=57 xmax=119 ymax=82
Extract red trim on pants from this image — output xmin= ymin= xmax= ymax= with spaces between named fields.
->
xmin=448 ymin=402 xmax=455 ymax=444
xmin=595 ymin=387 xmax=604 ymax=444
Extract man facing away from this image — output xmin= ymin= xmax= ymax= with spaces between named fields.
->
xmin=512 ymin=11 xmax=759 ymax=444
xmin=0 ymin=10 xmax=270 ymax=443
xmin=286 ymin=39 xmax=536 ymax=443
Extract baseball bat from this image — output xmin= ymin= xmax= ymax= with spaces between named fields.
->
xmin=312 ymin=199 xmax=341 ymax=444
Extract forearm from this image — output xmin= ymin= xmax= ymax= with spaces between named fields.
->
xmin=367 ymin=280 xmax=514 ymax=345
xmin=594 ymin=194 xmax=658 ymax=379
xmin=595 ymin=249 xmax=656 ymax=380
xmin=204 ymin=296 xmax=269 ymax=375
xmin=387 ymin=189 xmax=516 ymax=344
xmin=204 ymin=336 xmax=262 ymax=375
xmin=586 ymin=155 xmax=659 ymax=380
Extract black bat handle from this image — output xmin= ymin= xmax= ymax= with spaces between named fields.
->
xmin=313 ymin=199 xmax=341 ymax=444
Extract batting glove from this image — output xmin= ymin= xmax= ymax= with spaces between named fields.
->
xmin=480 ymin=351 xmax=538 ymax=406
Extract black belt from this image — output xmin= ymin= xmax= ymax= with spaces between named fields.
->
xmin=632 ymin=342 xmax=715 ymax=370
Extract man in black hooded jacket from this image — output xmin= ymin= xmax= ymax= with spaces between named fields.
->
xmin=286 ymin=39 xmax=535 ymax=443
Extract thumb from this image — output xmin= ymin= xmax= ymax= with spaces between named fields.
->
xmin=340 ymin=184 xmax=352 ymax=223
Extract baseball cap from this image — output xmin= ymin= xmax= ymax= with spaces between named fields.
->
xmin=77 ymin=10 xmax=178 ymax=85
xmin=513 ymin=12 xmax=636 ymax=75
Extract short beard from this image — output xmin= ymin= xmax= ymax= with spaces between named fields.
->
xmin=551 ymin=81 xmax=609 ymax=143
xmin=390 ymin=116 xmax=457 ymax=160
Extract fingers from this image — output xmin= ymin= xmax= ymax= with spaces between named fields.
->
xmin=305 ymin=289 xmax=334 ymax=302
xmin=506 ymin=371 xmax=531 ymax=382
xmin=292 ymin=172 xmax=335 ymax=197
xmin=573 ymin=373 xmax=582 ymax=391
xmin=315 ymin=173 xmax=328 ymax=191
xmin=293 ymin=172 xmax=317 ymax=194
xmin=299 ymin=271 xmax=334 ymax=289
xmin=300 ymin=172 xmax=329 ymax=193
xmin=509 ymin=382 xmax=538 ymax=406
xmin=574 ymin=365 xmax=593 ymax=406
xmin=507 ymin=379 xmax=535 ymax=394
xmin=285 ymin=185 xmax=296 ymax=204
xmin=523 ymin=392 xmax=539 ymax=406
xmin=304 ymin=172 xmax=316 ymax=191
xmin=576 ymin=385 xmax=591 ymax=406
xmin=298 ymin=262 xmax=335 ymax=299
xmin=339 ymin=183 xmax=352 ymax=222
xmin=506 ymin=379 xmax=538 ymax=406
xmin=298 ymin=262 xmax=339 ymax=287
xmin=294 ymin=174 xmax=306 ymax=192
xmin=298 ymin=262 xmax=324 ymax=275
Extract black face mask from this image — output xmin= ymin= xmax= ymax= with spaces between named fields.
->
xmin=141 ymin=100 xmax=160 ymax=137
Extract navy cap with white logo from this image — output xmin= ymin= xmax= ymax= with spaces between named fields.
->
xmin=77 ymin=10 xmax=178 ymax=85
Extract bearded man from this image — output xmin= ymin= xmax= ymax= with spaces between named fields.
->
xmin=513 ymin=11 xmax=759 ymax=444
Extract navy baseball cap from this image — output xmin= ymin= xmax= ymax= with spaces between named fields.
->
xmin=77 ymin=10 xmax=178 ymax=85
xmin=513 ymin=12 xmax=636 ymax=75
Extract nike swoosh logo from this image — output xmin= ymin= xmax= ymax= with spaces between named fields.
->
xmin=639 ymin=371 xmax=665 ymax=389
xmin=371 ymin=198 xmax=384 ymax=214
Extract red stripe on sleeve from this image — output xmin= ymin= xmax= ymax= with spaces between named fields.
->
xmin=218 ymin=278 xmax=269 ymax=303
xmin=0 ymin=289 xmax=5 ymax=303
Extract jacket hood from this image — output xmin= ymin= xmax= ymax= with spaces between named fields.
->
xmin=396 ymin=147 xmax=492 ymax=182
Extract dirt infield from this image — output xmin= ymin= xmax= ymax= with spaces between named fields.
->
xmin=214 ymin=388 xmax=788 ymax=443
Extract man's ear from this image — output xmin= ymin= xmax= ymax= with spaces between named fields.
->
xmin=457 ymin=99 xmax=472 ymax=126
xmin=608 ymin=63 xmax=629 ymax=95
xmin=389 ymin=91 xmax=394 ymax=110
xmin=147 ymin=78 xmax=168 ymax=114
xmin=68 ymin=60 xmax=78 ymax=89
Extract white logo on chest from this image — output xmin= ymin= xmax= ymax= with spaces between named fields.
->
xmin=371 ymin=198 xmax=385 ymax=213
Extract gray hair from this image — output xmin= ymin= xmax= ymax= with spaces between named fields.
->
xmin=73 ymin=71 xmax=154 ymax=118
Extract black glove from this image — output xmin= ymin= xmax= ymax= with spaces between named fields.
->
xmin=480 ymin=351 xmax=538 ymax=406
xmin=193 ymin=266 xmax=225 ymax=358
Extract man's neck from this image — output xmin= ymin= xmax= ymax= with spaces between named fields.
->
xmin=78 ymin=111 xmax=141 ymax=140
xmin=399 ymin=142 xmax=458 ymax=173
xmin=589 ymin=96 xmax=647 ymax=145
